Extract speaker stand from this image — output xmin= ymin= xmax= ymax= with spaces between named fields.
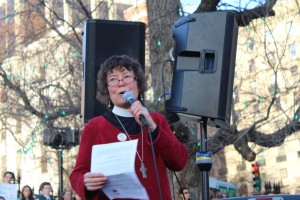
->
xmin=196 ymin=117 xmax=213 ymax=200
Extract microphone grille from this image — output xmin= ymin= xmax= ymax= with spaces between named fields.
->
xmin=122 ymin=91 xmax=134 ymax=102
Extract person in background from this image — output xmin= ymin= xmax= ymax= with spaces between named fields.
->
xmin=0 ymin=196 xmax=5 ymax=200
xmin=2 ymin=171 xmax=15 ymax=184
xmin=18 ymin=185 xmax=35 ymax=200
xmin=70 ymin=55 xmax=189 ymax=200
xmin=178 ymin=187 xmax=191 ymax=200
xmin=61 ymin=188 xmax=72 ymax=200
xmin=35 ymin=182 xmax=55 ymax=200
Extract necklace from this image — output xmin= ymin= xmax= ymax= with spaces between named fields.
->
xmin=115 ymin=114 xmax=147 ymax=178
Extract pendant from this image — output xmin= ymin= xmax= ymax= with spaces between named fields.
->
xmin=140 ymin=162 xmax=147 ymax=178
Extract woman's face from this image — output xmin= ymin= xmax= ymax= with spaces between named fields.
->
xmin=107 ymin=67 xmax=139 ymax=108
xmin=63 ymin=191 xmax=72 ymax=200
xmin=23 ymin=187 xmax=31 ymax=198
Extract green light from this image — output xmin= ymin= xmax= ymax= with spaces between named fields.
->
xmin=258 ymin=97 xmax=263 ymax=103
xmin=247 ymin=25 xmax=251 ymax=31
xmin=61 ymin=110 xmax=66 ymax=116
xmin=275 ymin=89 xmax=279 ymax=93
xmin=244 ymin=102 xmax=249 ymax=107
xmin=73 ymin=51 xmax=78 ymax=57
xmin=59 ymin=57 xmax=63 ymax=62
xmin=44 ymin=114 xmax=49 ymax=119
xmin=191 ymin=130 xmax=195 ymax=135
xmin=295 ymin=114 xmax=299 ymax=120
xmin=197 ymin=142 xmax=201 ymax=147
xmin=262 ymin=19 xmax=266 ymax=24
xmin=45 ymin=64 xmax=49 ymax=69
xmin=5 ymin=16 xmax=9 ymax=21
xmin=6 ymin=75 xmax=11 ymax=80
xmin=151 ymin=94 xmax=155 ymax=100
xmin=157 ymin=40 xmax=161 ymax=46
xmin=22 ymin=2 xmax=26 ymax=7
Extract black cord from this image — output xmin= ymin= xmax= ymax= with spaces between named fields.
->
xmin=173 ymin=171 xmax=186 ymax=200
xmin=147 ymin=127 xmax=163 ymax=200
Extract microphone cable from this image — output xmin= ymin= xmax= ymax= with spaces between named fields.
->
xmin=147 ymin=126 xmax=163 ymax=200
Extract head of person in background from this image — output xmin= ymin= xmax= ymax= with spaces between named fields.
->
xmin=3 ymin=171 xmax=15 ymax=184
xmin=178 ymin=187 xmax=191 ymax=200
xmin=36 ymin=182 xmax=54 ymax=200
xmin=216 ymin=190 xmax=223 ymax=198
xmin=62 ymin=188 xmax=72 ymax=200
xmin=18 ymin=185 xmax=34 ymax=200
xmin=0 ymin=196 xmax=5 ymax=200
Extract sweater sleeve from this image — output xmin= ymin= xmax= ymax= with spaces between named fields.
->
xmin=149 ymin=113 xmax=189 ymax=171
xmin=69 ymin=119 xmax=108 ymax=200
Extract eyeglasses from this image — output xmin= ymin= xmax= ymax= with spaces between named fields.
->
xmin=107 ymin=75 xmax=136 ymax=86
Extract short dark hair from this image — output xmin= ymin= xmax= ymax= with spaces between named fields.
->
xmin=62 ymin=188 xmax=72 ymax=196
xmin=3 ymin=171 xmax=15 ymax=181
xmin=0 ymin=196 xmax=5 ymax=200
xmin=39 ymin=182 xmax=51 ymax=192
xmin=178 ymin=187 xmax=189 ymax=195
xmin=96 ymin=55 xmax=147 ymax=107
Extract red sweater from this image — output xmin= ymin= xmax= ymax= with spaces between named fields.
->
xmin=70 ymin=112 xmax=188 ymax=200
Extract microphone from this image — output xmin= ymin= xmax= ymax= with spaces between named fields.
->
xmin=123 ymin=91 xmax=149 ymax=127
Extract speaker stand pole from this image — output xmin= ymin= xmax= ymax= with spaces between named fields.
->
xmin=196 ymin=117 xmax=212 ymax=200
xmin=58 ymin=146 xmax=63 ymax=198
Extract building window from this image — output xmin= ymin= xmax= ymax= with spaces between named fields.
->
xmin=248 ymin=38 xmax=254 ymax=52
xmin=291 ymin=65 xmax=298 ymax=76
xmin=286 ymin=21 xmax=292 ymax=33
xmin=251 ymin=81 xmax=257 ymax=92
xmin=276 ymin=155 xmax=287 ymax=162
xmin=278 ymin=145 xmax=285 ymax=155
xmin=266 ymin=31 xmax=273 ymax=44
xmin=289 ymin=43 xmax=297 ymax=59
xmin=267 ymin=52 xmax=275 ymax=60
xmin=257 ymin=152 xmax=266 ymax=166
xmin=280 ymin=168 xmax=287 ymax=178
xmin=249 ymin=59 xmax=255 ymax=71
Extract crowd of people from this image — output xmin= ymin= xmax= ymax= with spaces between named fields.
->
xmin=0 ymin=171 xmax=81 ymax=200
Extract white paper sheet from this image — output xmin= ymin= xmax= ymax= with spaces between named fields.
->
xmin=91 ymin=139 xmax=149 ymax=200
xmin=0 ymin=183 xmax=18 ymax=200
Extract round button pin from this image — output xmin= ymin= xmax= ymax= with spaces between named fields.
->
xmin=117 ymin=133 xmax=127 ymax=142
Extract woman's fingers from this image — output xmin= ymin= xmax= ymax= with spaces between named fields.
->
xmin=84 ymin=173 xmax=107 ymax=191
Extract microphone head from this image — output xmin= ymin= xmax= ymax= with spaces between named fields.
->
xmin=122 ymin=91 xmax=135 ymax=105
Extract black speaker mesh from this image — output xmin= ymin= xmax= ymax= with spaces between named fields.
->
xmin=82 ymin=19 xmax=145 ymax=123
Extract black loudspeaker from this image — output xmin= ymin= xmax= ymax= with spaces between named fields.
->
xmin=82 ymin=19 xmax=145 ymax=123
xmin=165 ymin=11 xmax=238 ymax=128
xmin=43 ymin=127 xmax=79 ymax=149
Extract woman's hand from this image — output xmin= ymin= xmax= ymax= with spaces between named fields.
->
xmin=129 ymin=101 xmax=157 ymax=131
xmin=84 ymin=172 xmax=107 ymax=191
